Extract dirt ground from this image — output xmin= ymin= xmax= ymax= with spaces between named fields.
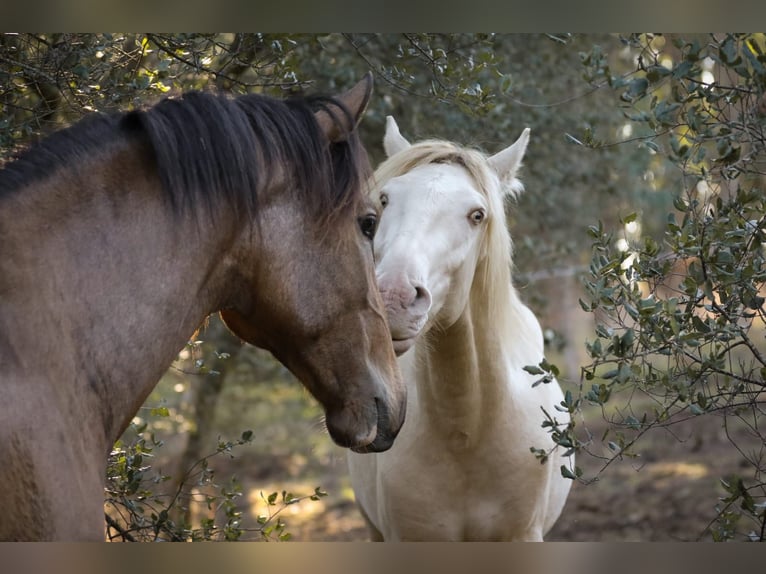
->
xmin=201 ymin=400 xmax=758 ymax=542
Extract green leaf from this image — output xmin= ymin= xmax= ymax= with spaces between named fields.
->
xmin=654 ymin=100 xmax=681 ymax=126
xmin=643 ymin=236 xmax=660 ymax=256
xmin=620 ymin=328 xmax=635 ymax=349
xmin=671 ymin=60 xmax=694 ymax=80
xmin=560 ymin=465 xmax=576 ymax=480
xmin=523 ymin=365 xmax=545 ymax=375
xmin=644 ymin=140 xmax=660 ymax=153
xmin=673 ymin=195 xmax=688 ymax=212
xmin=625 ymin=415 xmax=642 ymax=429
xmin=626 ymin=77 xmax=648 ymax=100
xmin=499 ymin=74 xmax=513 ymax=93
xmin=540 ymin=357 xmax=560 ymax=376
xmin=645 ymin=65 xmax=671 ymax=82
xmin=622 ymin=212 xmax=637 ymax=224
xmin=716 ymin=143 xmax=741 ymax=165
xmin=310 ymin=487 xmax=328 ymax=500
xmin=719 ymin=35 xmax=741 ymax=65
xmin=692 ymin=315 xmax=710 ymax=333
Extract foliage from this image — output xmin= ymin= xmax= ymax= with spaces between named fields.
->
xmin=536 ymin=33 xmax=766 ymax=541
xmin=105 ymin=419 xmax=249 ymax=542
xmin=105 ymin=416 xmax=327 ymax=542
xmin=0 ymin=33 xmax=498 ymax=151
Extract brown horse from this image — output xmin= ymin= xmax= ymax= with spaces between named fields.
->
xmin=0 ymin=75 xmax=405 ymax=540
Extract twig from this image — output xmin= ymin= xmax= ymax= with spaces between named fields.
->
xmin=105 ymin=512 xmax=137 ymax=542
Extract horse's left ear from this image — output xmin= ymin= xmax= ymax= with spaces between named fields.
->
xmin=316 ymin=72 xmax=374 ymax=143
xmin=488 ymin=128 xmax=530 ymax=181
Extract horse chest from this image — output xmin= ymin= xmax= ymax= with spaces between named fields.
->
xmin=385 ymin=427 xmax=542 ymax=493
xmin=376 ymin=414 xmax=552 ymax=538
xmin=379 ymin=452 xmax=546 ymax=541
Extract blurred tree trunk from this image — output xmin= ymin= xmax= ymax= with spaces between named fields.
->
xmin=171 ymin=315 xmax=243 ymax=528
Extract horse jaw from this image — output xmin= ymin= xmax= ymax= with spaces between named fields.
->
xmin=383 ymin=116 xmax=412 ymax=157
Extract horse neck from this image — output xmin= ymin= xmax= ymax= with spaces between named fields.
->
xmin=0 ymin=141 xmax=239 ymax=447
xmin=411 ymin=259 xmax=540 ymax=444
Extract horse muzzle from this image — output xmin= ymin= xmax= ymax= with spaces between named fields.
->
xmin=326 ymin=396 xmax=405 ymax=453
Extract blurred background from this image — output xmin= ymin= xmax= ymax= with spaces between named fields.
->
xmin=2 ymin=33 xmax=764 ymax=541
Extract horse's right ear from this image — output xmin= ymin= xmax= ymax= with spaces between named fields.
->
xmin=383 ymin=115 xmax=411 ymax=157
xmin=316 ymin=72 xmax=374 ymax=143
xmin=488 ymin=128 xmax=530 ymax=180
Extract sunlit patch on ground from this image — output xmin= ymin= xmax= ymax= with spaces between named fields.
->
xmin=245 ymin=478 xmax=366 ymax=541
xmin=645 ymin=461 xmax=709 ymax=481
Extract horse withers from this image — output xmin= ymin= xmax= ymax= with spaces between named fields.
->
xmin=0 ymin=75 xmax=405 ymax=540
xmin=347 ymin=116 xmax=572 ymax=541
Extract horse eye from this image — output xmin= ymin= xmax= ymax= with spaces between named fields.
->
xmin=469 ymin=209 xmax=485 ymax=224
xmin=380 ymin=194 xmax=389 ymax=208
xmin=360 ymin=214 xmax=378 ymax=240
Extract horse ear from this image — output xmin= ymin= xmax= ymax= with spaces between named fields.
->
xmin=488 ymin=128 xmax=530 ymax=182
xmin=316 ymin=72 xmax=374 ymax=143
xmin=383 ymin=115 xmax=411 ymax=157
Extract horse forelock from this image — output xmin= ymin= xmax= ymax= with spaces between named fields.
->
xmin=373 ymin=139 xmax=519 ymax=323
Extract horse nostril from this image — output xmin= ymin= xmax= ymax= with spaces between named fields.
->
xmin=411 ymin=283 xmax=431 ymax=312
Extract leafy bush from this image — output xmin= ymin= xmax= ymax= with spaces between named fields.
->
xmin=537 ymin=33 xmax=766 ymax=541
xmin=105 ymin=419 xmax=327 ymax=542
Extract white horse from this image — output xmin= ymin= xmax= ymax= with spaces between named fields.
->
xmin=347 ymin=116 xmax=572 ymax=541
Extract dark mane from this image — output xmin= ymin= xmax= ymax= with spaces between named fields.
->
xmin=0 ymin=112 xmax=120 ymax=195
xmin=0 ymin=90 xmax=370 ymax=224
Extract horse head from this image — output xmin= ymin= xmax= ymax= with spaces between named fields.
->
xmin=221 ymin=77 xmax=406 ymax=453
xmin=372 ymin=116 xmax=530 ymax=355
